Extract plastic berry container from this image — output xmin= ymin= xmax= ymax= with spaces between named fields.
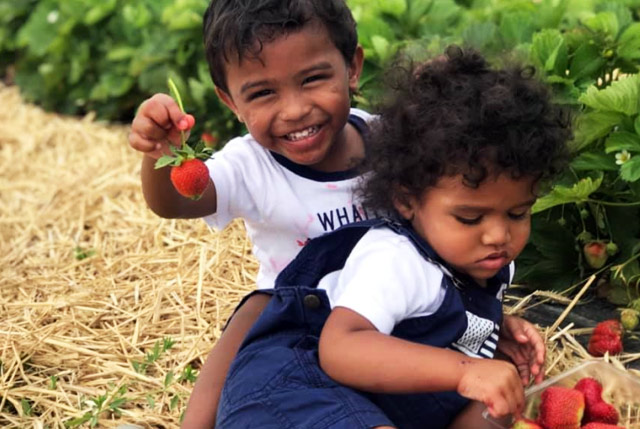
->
xmin=483 ymin=360 xmax=640 ymax=428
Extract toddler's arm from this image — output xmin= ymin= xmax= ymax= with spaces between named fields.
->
xmin=319 ymin=307 xmax=525 ymax=419
xmin=128 ymin=94 xmax=217 ymax=219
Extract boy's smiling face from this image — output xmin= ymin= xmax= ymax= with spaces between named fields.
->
xmin=396 ymin=174 xmax=537 ymax=286
xmin=216 ymin=21 xmax=363 ymax=172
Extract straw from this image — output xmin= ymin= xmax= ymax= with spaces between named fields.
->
xmin=0 ymin=84 xmax=257 ymax=428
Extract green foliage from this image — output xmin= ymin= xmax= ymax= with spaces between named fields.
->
xmin=4 ymin=0 xmax=640 ymax=299
xmin=58 ymin=337 xmax=198 ymax=427
xmin=131 ymin=337 xmax=175 ymax=374
xmin=2 ymin=0 xmax=242 ymax=144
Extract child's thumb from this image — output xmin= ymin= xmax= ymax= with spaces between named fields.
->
xmin=177 ymin=114 xmax=195 ymax=131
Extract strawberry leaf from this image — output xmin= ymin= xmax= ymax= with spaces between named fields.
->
xmin=155 ymin=155 xmax=178 ymax=169
xmin=181 ymin=143 xmax=195 ymax=157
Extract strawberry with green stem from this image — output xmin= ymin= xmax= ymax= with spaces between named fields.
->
xmin=154 ymin=78 xmax=213 ymax=200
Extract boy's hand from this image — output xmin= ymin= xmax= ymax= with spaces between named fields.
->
xmin=457 ymin=358 xmax=524 ymax=419
xmin=497 ymin=315 xmax=545 ymax=386
xmin=128 ymin=93 xmax=195 ymax=160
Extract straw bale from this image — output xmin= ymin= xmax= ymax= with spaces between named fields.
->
xmin=0 ymin=84 xmax=257 ymax=428
xmin=2 ymin=83 xmax=640 ymax=428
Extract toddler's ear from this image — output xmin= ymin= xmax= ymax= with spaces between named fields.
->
xmin=392 ymin=188 xmax=415 ymax=221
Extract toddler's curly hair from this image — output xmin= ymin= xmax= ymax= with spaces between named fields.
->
xmin=359 ymin=46 xmax=572 ymax=215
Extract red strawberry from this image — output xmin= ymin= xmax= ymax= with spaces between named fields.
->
xmin=538 ymin=386 xmax=585 ymax=429
xmin=588 ymin=335 xmax=623 ymax=357
xmin=201 ymin=132 xmax=218 ymax=148
xmin=586 ymin=402 xmax=619 ymax=425
xmin=511 ymin=418 xmax=543 ymax=428
xmin=580 ymin=423 xmax=624 ymax=429
xmin=592 ymin=320 xmax=623 ymax=337
xmin=170 ymin=158 xmax=210 ymax=200
xmin=583 ymin=242 xmax=608 ymax=269
xmin=588 ymin=320 xmax=623 ymax=357
xmin=574 ymin=377 xmax=619 ymax=424
xmin=574 ymin=378 xmax=602 ymax=404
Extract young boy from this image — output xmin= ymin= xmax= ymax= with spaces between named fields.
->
xmin=215 ymin=47 xmax=570 ymax=429
xmin=128 ymin=0 xmax=369 ymax=426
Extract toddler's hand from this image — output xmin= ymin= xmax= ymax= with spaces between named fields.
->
xmin=457 ymin=358 xmax=524 ymax=419
xmin=128 ymin=93 xmax=195 ymax=160
xmin=498 ymin=315 xmax=545 ymax=386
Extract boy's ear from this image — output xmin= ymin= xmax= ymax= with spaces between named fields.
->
xmin=348 ymin=45 xmax=364 ymax=93
xmin=215 ymin=87 xmax=244 ymax=123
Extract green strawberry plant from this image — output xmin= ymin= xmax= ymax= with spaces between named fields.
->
xmin=513 ymin=3 xmax=640 ymax=302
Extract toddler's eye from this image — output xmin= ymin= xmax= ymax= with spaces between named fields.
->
xmin=509 ymin=211 xmax=530 ymax=221
xmin=455 ymin=215 xmax=482 ymax=225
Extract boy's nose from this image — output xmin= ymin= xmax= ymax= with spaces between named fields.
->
xmin=279 ymin=93 xmax=312 ymax=121
xmin=481 ymin=221 xmax=511 ymax=247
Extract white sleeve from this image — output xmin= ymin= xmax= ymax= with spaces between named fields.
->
xmin=333 ymin=230 xmax=446 ymax=334
xmin=202 ymin=138 xmax=262 ymax=230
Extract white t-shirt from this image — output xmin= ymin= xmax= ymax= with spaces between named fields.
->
xmin=317 ymin=227 xmax=448 ymax=334
xmin=204 ymin=108 xmax=374 ymax=289
xmin=317 ymin=227 xmax=515 ymax=335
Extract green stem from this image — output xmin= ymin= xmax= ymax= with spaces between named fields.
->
xmin=167 ymin=78 xmax=185 ymax=113
xmin=586 ymin=199 xmax=640 ymax=207
xmin=167 ymin=78 xmax=187 ymax=146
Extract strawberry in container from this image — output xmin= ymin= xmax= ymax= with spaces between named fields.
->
xmin=484 ymin=361 xmax=640 ymax=429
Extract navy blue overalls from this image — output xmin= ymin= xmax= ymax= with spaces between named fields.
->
xmin=216 ymin=218 xmax=509 ymax=429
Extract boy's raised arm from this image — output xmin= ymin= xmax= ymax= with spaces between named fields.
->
xmin=129 ymin=94 xmax=218 ymax=219
xmin=318 ymin=307 xmax=525 ymax=419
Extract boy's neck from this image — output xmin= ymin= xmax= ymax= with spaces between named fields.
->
xmin=314 ymin=120 xmax=365 ymax=172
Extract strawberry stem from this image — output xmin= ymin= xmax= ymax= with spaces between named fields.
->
xmin=167 ymin=77 xmax=187 ymax=146
xmin=167 ymin=78 xmax=185 ymax=113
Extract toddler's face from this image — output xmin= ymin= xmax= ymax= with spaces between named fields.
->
xmin=400 ymin=174 xmax=536 ymax=286
xmin=215 ymin=21 xmax=363 ymax=172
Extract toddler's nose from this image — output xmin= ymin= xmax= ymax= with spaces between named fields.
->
xmin=481 ymin=221 xmax=511 ymax=247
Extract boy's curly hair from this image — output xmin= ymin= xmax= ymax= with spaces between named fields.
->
xmin=203 ymin=0 xmax=357 ymax=94
xmin=359 ymin=46 xmax=572 ymax=215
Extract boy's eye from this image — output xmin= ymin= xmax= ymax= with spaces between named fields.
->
xmin=303 ymin=74 xmax=327 ymax=84
xmin=455 ymin=215 xmax=482 ymax=225
xmin=247 ymin=89 xmax=273 ymax=101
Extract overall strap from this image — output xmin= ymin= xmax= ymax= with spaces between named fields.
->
xmin=383 ymin=218 xmax=465 ymax=286
xmin=274 ymin=218 xmax=388 ymax=288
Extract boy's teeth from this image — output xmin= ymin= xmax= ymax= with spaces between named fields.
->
xmin=286 ymin=126 xmax=318 ymax=141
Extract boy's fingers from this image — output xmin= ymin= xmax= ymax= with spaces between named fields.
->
xmin=178 ymin=114 xmax=196 ymax=131
xmin=132 ymin=115 xmax=170 ymax=141
xmin=128 ymin=131 xmax=157 ymax=153
xmin=140 ymin=93 xmax=195 ymax=131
